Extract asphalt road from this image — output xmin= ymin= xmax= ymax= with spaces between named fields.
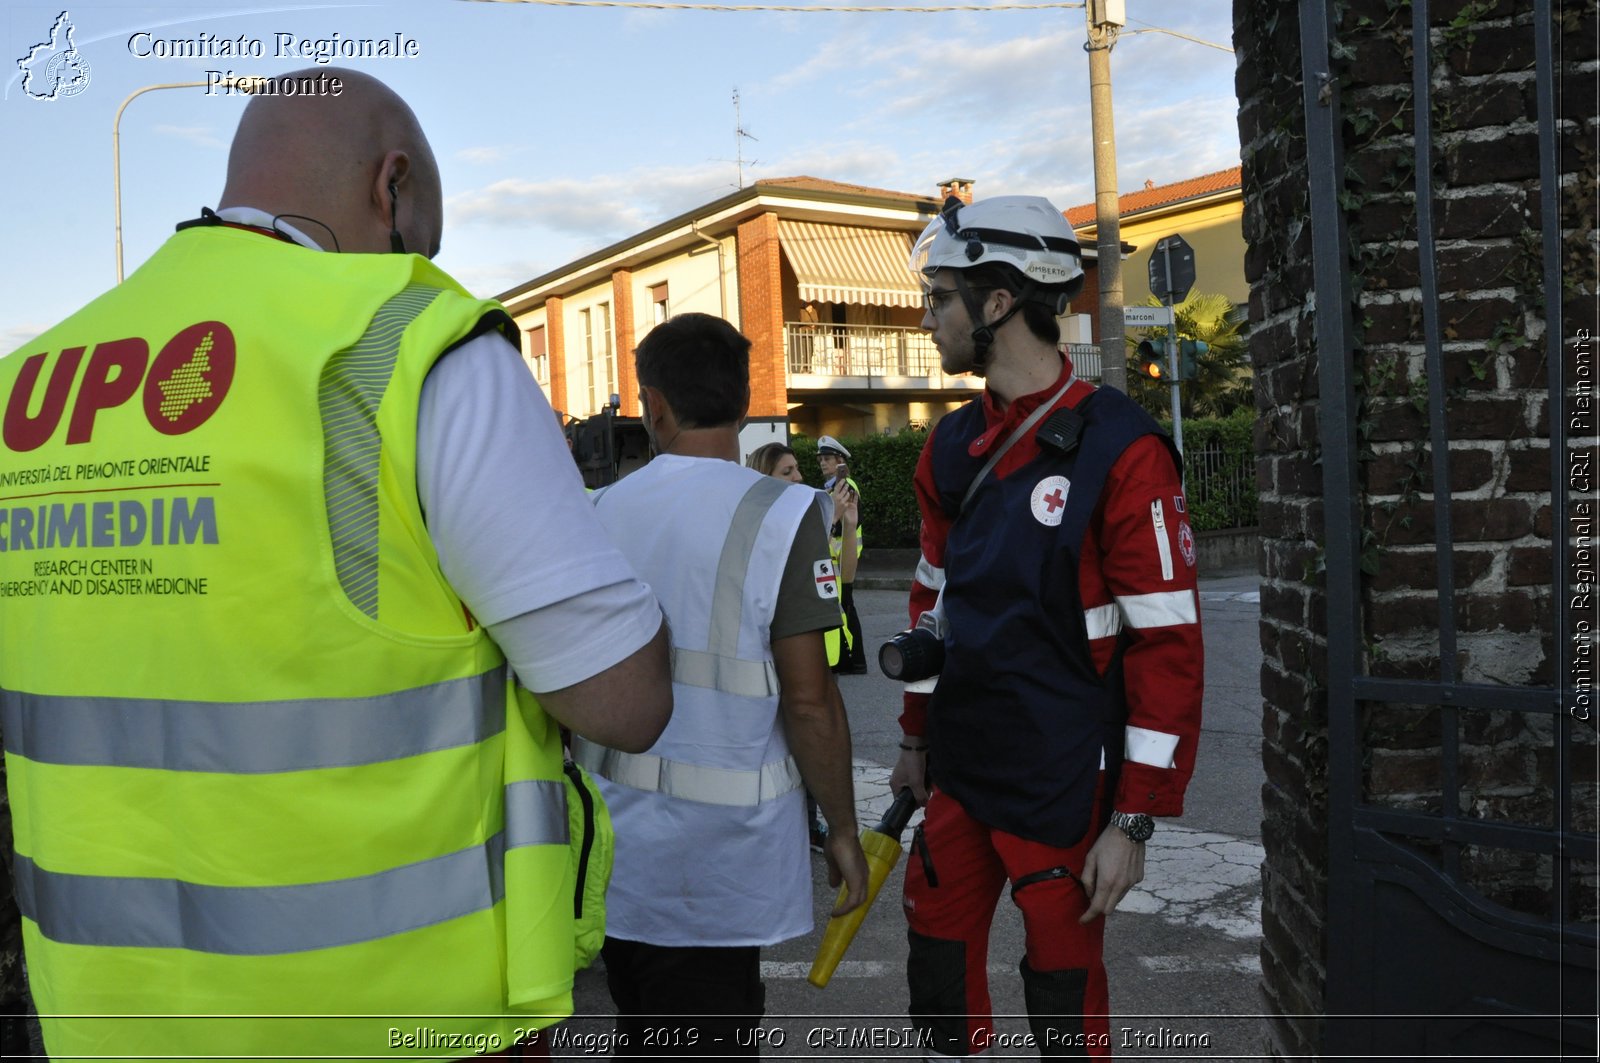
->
xmin=558 ymin=567 xmax=1268 ymax=1060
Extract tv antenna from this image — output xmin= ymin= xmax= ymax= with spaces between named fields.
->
xmin=733 ymin=87 xmax=758 ymax=188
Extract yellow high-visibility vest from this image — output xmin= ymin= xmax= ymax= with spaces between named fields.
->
xmin=0 ymin=226 xmax=575 ymax=1060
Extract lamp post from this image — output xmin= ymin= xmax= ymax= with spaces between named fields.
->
xmin=113 ymin=76 xmax=266 ymax=282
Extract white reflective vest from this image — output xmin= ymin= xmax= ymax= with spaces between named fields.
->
xmin=575 ymin=455 xmax=816 ymax=947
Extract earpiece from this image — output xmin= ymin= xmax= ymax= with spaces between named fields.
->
xmin=387 ymin=180 xmax=405 ymax=254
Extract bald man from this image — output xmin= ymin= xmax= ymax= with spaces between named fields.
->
xmin=0 ymin=69 xmax=671 ymax=1060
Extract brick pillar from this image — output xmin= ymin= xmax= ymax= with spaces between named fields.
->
xmin=736 ymin=212 xmax=787 ymax=420
xmin=612 ymin=269 xmax=639 ymax=417
xmin=1239 ymin=1 xmax=1596 ymax=1058
xmin=544 ymin=296 xmax=568 ymax=418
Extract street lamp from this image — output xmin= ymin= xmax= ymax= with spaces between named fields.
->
xmin=113 ymin=76 xmax=267 ymax=282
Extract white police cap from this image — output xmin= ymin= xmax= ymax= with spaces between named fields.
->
xmin=817 ymin=435 xmax=851 ymax=459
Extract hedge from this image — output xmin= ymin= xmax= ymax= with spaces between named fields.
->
xmin=793 ymin=408 xmax=1256 ymax=548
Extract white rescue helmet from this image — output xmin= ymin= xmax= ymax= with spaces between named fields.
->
xmin=910 ymin=195 xmax=1084 ymax=296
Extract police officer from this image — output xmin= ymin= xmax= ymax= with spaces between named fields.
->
xmin=817 ymin=435 xmax=867 ymax=674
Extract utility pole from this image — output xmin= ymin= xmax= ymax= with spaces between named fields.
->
xmin=1085 ymin=1 xmax=1127 ymax=391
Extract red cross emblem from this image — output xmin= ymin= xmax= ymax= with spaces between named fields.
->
xmin=1030 ymin=475 xmax=1072 ymax=527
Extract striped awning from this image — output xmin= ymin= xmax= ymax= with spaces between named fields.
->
xmin=777 ymin=220 xmax=922 ymax=309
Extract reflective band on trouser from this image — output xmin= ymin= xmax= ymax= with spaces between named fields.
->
xmin=0 ymin=670 xmax=505 ymax=772
xmin=572 ymin=738 xmax=802 ymax=807
xmin=321 ymin=283 xmax=444 ymax=618
xmin=14 ymin=779 xmax=566 ymax=955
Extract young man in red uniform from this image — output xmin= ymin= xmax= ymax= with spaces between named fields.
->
xmin=888 ymin=196 xmax=1204 ymax=1057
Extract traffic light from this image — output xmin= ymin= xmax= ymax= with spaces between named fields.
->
xmin=1136 ymin=338 xmax=1168 ymax=380
xmin=1178 ymin=339 xmax=1209 ymax=381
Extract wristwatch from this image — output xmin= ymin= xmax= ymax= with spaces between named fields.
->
xmin=1109 ymin=810 xmax=1155 ymax=843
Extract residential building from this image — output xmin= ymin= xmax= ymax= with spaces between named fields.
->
xmin=496 ymin=169 xmax=1244 ymax=444
xmin=496 ymin=177 xmax=1101 ymax=446
xmin=1067 ymin=166 xmax=1246 ymax=316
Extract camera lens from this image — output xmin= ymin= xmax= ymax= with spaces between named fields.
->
xmin=879 ymin=628 xmax=944 ymax=683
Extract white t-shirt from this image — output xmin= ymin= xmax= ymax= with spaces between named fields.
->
xmin=416 ymin=335 xmax=661 ymax=692
xmin=213 ymin=207 xmax=661 ymax=692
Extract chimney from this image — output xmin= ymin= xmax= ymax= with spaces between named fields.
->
xmin=937 ymin=177 xmax=975 ymax=204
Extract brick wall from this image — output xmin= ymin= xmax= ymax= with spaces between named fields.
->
xmin=735 ymin=213 xmax=789 ymax=419
xmin=545 ymin=295 xmax=568 ymax=418
xmin=612 ymin=270 xmax=639 ymax=416
xmin=1239 ymin=0 xmax=1598 ymax=1055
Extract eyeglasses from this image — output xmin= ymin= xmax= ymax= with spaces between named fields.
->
xmin=922 ymin=285 xmax=991 ymax=313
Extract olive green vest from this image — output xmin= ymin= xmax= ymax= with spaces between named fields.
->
xmin=0 ymin=227 xmax=574 ymax=1059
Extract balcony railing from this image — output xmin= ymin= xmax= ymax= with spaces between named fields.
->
xmin=786 ymin=323 xmax=1103 ymax=389
xmin=784 ymin=322 xmax=977 ymax=389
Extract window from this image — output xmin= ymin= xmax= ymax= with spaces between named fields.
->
xmin=583 ymin=302 xmax=615 ymax=412
xmin=649 ymin=283 xmax=669 ymax=327
xmin=526 ymin=325 xmax=547 ymax=384
xmin=583 ymin=308 xmax=598 ymax=412
xmin=600 ymin=302 xmax=615 ymax=402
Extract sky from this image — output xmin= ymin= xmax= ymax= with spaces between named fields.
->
xmin=0 ymin=0 xmax=1242 ymax=353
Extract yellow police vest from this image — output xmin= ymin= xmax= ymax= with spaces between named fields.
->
xmin=0 ymin=226 xmax=574 ymax=1060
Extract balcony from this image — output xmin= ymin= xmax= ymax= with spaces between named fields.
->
xmin=784 ymin=323 xmax=1103 ymax=392
xmin=784 ymin=322 xmax=980 ymax=392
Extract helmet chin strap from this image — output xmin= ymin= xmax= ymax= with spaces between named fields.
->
xmin=954 ymin=273 xmax=1036 ymax=375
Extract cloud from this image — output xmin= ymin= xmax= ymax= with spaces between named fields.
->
xmin=153 ymin=125 xmax=227 ymax=150
xmin=2 ymin=322 xmax=50 ymax=355
xmin=448 ymin=163 xmax=739 ymax=239
xmin=457 ymin=146 xmax=511 ymax=165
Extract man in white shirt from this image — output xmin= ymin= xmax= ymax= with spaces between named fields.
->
xmin=574 ymin=313 xmax=868 ymax=1058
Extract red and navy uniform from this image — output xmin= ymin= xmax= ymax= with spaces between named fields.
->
xmin=900 ymin=358 xmax=1203 ymax=1057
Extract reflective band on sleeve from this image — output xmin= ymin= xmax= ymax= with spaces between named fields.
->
xmin=504 ymin=779 xmax=569 ymax=849
xmin=1115 ymin=589 xmax=1198 ymax=630
xmin=914 ymin=555 xmax=945 ymax=591
xmin=320 ymin=284 xmax=444 ymax=618
xmin=0 ymin=669 xmax=506 ymax=773
xmin=12 ymin=818 xmax=565 ymax=956
xmin=1125 ymin=725 xmax=1180 ymax=769
xmin=1083 ymin=603 xmax=1121 ymax=640
xmin=672 ymin=647 xmax=779 ymax=699
xmin=1150 ymin=499 xmax=1174 ymax=582
xmin=572 ymin=738 xmax=802 ymax=807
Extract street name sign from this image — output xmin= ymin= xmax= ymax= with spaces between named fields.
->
xmin=1123 ymin=305 xmax=1175 ymax=327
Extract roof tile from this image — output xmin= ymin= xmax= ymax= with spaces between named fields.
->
xmin=1065 ymin=166 xmax=1242 ymax=228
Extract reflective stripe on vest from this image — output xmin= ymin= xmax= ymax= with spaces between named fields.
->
xmin=320 ymin=284 xmax=444 ymax=618
xmin=14 ymin=779 xmax=566 ymax=955
xmin=0 ymin=670 xmax=503 ymax=772
xmin=571 ymin=738 xmax=801 ymax=808
xmin=581 ymin=474 xmax=801 ymax=805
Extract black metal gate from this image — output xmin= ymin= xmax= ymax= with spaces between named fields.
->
xmin=1298 ymin=0 xmax=1597 ymax=1054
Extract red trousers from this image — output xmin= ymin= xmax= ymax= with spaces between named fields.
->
xmin=901 ymin=782 xmax=1112 ymax=1058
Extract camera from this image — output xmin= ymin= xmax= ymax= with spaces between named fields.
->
xmin=879 ymin=594 xmax=947 ymax=683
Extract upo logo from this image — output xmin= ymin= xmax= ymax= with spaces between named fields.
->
xmin=4 ymin=322 xmax=236 ymax=451
xmin=17 ymin=11 xmax=91 ymax=101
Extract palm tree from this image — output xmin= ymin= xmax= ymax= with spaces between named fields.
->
xmin=1124 ymin=292 xmax=1251 ymax=420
